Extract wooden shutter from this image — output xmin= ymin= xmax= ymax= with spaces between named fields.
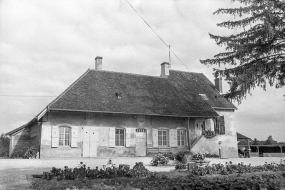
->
xmin=130 ymin=128 xmax=136 ymax=147
xmin=219 ymin=116 xmax=225 ymax=135
xmin=147 ymin=128 xmax=152 ymax=147
xmin=169 ymin=129 xmax=177 ymax=147
xmin=152 ymin=129 xmax=158 ymax=147
xmin=214 ymin=118 xmax=219 ymax=134
xmin=125 ymin=128 xmax=132 ymax=147
xmin=109 ymin=128 xmax=115 ymax=147
xmin=71 ymin=126 xmax=78 ymax=147
xmin=51 ymin=127 xmax=59 ymax=148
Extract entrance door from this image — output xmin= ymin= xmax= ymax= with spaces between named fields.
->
xmin=89 ymin=127 xmax=99 ymax=157
xmin=83 ymin=127 xmax=99 ymax=157
xmin=135 ymin=129 xmax=146 ymax=156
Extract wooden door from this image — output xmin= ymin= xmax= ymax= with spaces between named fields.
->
xmin=135 ymin=129 xmax=146 ymax=156
xmin=83 ymin=127 xmax=99 ymax=157
xmin=89 ymin=127 xmax=99 ymax=157
xmin=83 ymin=127 xmax=90 ymax=157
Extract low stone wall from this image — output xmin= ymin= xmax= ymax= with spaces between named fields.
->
xmin=250 ymin=152 xmax=259 ymax=157
xmin=263 ymin=153 xmax=285 ymax=157
xmin=191 ymin=135 xmax=238 ymax=158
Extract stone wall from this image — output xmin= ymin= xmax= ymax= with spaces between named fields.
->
xmin=190 ymin=109 xmax=238 ymax=158
xmin=40 ymin=111 xmax=189 ymax=158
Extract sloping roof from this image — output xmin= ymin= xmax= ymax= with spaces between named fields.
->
xmin=6 ymin=123 xmax=28 ymax=136
xmin=237 ymin=132 xmax=251 ymax=140
xmin=48 ymin=69 xmax=236 ymax=117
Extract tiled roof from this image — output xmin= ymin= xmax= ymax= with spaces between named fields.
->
xmin=48 ymin=69 xmax=236 ymax=117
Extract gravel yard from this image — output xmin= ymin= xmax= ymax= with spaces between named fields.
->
xmin=0 ymin=157 xmax=284 ymax=189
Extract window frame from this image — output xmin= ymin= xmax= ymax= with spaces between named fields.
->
xmin=158 ymin=130 xmax=168 ymax=147
xmin=59 ymin=127 xmax=71 ymax=147
xmin=115 ymin=128 xmax=125 ymax=146
xmin=177 ymin=129 xmax=186 ymax=147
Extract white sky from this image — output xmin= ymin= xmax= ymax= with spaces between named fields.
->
xmin=0 ymin=0 xmax=284 ymax=142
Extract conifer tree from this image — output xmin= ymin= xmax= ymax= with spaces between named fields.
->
xmin=200 ymin=0 xmax=285 ymax=103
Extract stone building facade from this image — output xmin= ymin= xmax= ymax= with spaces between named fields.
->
xmin=6 ymin=57 xmax=238 ymax=158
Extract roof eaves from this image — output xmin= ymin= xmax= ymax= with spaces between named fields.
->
xmin=5 ymin=123 xmax=28 ymax=136
xmin=49 ymin=108 xmax=220 ymax=118
xmin=212 ymin=106 xmax=237 ymax=110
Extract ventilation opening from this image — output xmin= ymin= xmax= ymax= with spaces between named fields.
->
xmin=136 ymin=129 xmax=146 ymax=133
xmin=199 ymin=94 xmax=209 ymax=100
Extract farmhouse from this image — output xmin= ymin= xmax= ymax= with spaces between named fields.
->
xmin=6 ymin=57 xmax=238 ymax=158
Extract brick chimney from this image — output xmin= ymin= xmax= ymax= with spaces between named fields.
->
xmin=95 ymin=56 xmax=103 ymax=70
xmin=160 ymin=62 xmax=170 ymax=77
xmin=214 ymin=77 xmax=223 ymax=93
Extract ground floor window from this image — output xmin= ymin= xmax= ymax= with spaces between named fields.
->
xmin=59 ymin=127 xmax=71 ymax=146
xmin=158 ymin=130 xmax=168 ymax=146
xmin=177 ymin=130 xmax=186 ymax=146
xmin=115 ymin=129 xmax=125 ymax=146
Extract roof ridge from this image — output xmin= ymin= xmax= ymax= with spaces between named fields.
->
xmin=90 ymin=69 xmax=164 ymax=79
xmin=170 ymin=69 xmax=202 ymax=74
xmin=48 ymin=69 xmax=91 ymax=108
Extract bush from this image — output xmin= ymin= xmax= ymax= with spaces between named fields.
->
xmin=163 ymin=152 xmax=175 ymax=160
xmin=175 ymin=151 xmax=190 ymax=163
xmin=191 ymin=153 xmax=205 ymax=161
xmin=175 ymin=162 xmax=186 ymax=170
xmin=42 ymin=161 xmax=154 ymax=181
xmin=24 ymin=146 xmax=39 ymax=159
xmin=150 ymin=154 xmax=169 ymax=166
xmin=0 ymin=134 xmax=10 ymax=157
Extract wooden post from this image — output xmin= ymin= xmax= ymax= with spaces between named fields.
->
xmin=256 ymin=146 xmax=259 ymax=156
xmin=280 ymin=146 xmax=282 ymax=153
xmin=187 ymin=118 xmax=191 ymax=151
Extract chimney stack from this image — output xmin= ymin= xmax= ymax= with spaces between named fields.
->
xmin=160 ymin=62 xmax=170 ymax=77
xmin=214 ymin=77 xmax=223 ymax=93
xmin=95 ymin=56 xmax=103 ymax=70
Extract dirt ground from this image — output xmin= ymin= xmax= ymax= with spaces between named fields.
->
xmin=0 ymin=157 xmax=284 ymax=189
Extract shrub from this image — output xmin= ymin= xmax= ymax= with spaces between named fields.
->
xmin=42 ymin=161 xmax=154 ymax=181
xmin=163 ymin=152 xmax=175 ymax=160
xmin=24 ymin=146 xmax=39 ymax=159
xmin=175 ymin=151 xmax=190 ymax=163
xmin=175 ymin=162 xmax=186 ymax=170
xmin=191 ymin=153 xmax=205 ymax=161
xmin=150 ymin=154 xmax=169 ymax=166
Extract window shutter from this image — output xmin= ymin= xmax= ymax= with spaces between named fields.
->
xmin=219 ymin=116 xmax=225 ymax=135
xmin=125 ymin=128 xmax=132 ymax=147
xmin=169 ymin=129 xmax=177 ymax=147
xmin=147 ymin=128 xmax=152 ymax=147
xmin=130 ymin=128 xmax=136 ymax=147
xmin=214 ymin=118 xmax=219 ymax=134
xmin=152 ymin=129 xmax=158 ymax=147
xmin=71 ymin=126 xmax=78 ymax=147
xmin=109 ymin=128 xmax=115 ymax=147
xmin=51 ymin=127 xmax=59 ymax=148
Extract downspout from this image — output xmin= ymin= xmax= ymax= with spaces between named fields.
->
xmin=187 ymin=117 xmax=191 ymax=151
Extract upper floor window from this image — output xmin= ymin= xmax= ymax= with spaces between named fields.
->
xmin=177 ymin=130 xmax=186 ymax=146
xmin=59 ymin=127 xmax=71 ymax=146
xmin=115 ymin=129 xmax=125 ymax=146
xmin=158 ymin=130 xmax=168 ymax=146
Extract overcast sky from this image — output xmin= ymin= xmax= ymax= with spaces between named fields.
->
xmin=0 ymin=0 xmax=284 ymax=142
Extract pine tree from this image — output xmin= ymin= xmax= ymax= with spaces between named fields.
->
xmin=200 ymin=0 xmax=285 ymax=103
